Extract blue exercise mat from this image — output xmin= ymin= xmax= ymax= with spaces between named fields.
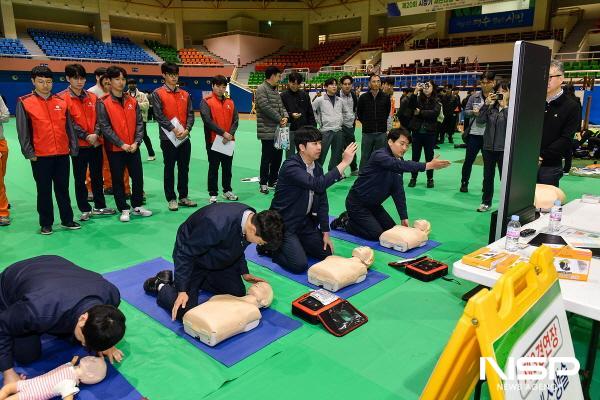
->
xmin=244 ymin=244 xmax=389 ymax=298
xmin=327 ymin=216 xmax=441 ymax=259
xmin=0 ymin=336 xmax=142 ymax=400
xmin=103 ymin=258 xmax=302 ymax=367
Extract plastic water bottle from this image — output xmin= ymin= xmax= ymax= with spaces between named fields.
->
xmin=549 ymin=200 xmax=563 ymax=232
xmin=505 ymin=215 xmax=521 ymax=252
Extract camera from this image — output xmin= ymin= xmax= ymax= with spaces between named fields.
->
xmin=492 ymin=93 xmax=504 ymax=101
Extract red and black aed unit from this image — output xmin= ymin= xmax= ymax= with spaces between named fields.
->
xmin=389 ymin=256 xmax=448 ymax=282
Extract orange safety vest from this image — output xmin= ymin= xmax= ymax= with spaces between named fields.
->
xmin=60 ymin=89 xmax=99 ymax=147
xmin=154 ymin=86 xmax=190 ymax=129
xmin=100 ymin=93 xmax=138 ymax=152
xmin=204 ymin=94 xmax=235 ymax=144
xmin=18 ymin=93 xmax=70 ymax=157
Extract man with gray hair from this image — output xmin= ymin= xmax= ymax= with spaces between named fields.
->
xmin=538 ymin=60 xmax=580 ymax=187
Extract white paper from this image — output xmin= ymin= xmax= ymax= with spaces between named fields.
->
xmin=161 ymin=117 xmax=188 ymax=147
xmin=211 ymin=135 xmax=235 ymax=156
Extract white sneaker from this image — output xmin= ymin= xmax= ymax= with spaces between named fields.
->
xmin=133 ymin=207 xmax=153 ymax=217
xmin=222 ymin=191 xmax=239 ymax=201
xmin=477 ymin=204 xmax=491 ymax=212
xmin=168 ymin=200 xmax=179 ymax=211
xmin=147 ymin=156 xmax=156 ymax=161
xmin=209 ymin=195 xmax=218 ymax=203
xmin=79 ymin=211 xmax=92 ymax=221
xmin=120 ymin=210 xmax=131 ymax=222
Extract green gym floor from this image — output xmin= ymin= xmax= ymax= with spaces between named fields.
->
xmin=1 ymin=118 xmax=598 ymax=399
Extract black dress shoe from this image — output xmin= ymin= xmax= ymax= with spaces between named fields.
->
xmin=143 ymin=270 xmax=173 ymax=294
xmin=427 ymin=179 xmax=435 ymax=188
xmin=41 ymin=226 xmax=53 ymax=235
xmin=460 ymin=182 xmax=468 ymax=193
xmin=408 ymin=178 xmax=417 ymax=188
xmin=330 ymin=211 xmax=349 ymax=231
xmin=61 ymin=221 xmax=81 ymax=230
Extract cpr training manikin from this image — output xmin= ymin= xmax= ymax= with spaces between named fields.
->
xmin=183 ymin=282 xmax=274 ymax=346
xmin=0 ymin=356 xmax=107 ymax=400
xmin=379 ymin=219 xmax=431 ymax=252
xmin=308 ymin=246 xmax=375 ymax=292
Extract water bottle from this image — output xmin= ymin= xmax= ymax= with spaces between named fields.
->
xmin=505 ymin=215 xmax=521 ymax=252
xmin=549 ymin=200 xmax=563 ymax=232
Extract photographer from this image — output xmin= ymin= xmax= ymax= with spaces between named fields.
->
xmin=476 ymin=81 xmax=510 ymax=212
xmin=407 ymin=80 xmax=441 ymax=188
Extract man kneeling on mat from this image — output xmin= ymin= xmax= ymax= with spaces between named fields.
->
xmin=331 ymin=128 xmax=450 ymax=240
xmin=144 ymin=203 xmax=284 ymax=321
xmin=0 ymin=255 xmax=125 ymax=385
xmin=264 ymin=126 xmax=357 ymax=273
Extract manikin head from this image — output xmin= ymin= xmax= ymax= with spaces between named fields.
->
xmin=413 ymin=219 xmax=431 ymax=235
xmin=74 ymin=356 xmax=108 ymax=385
xmin=387 ymin=128 xmax=411 ymax=158
xmin=245 ymin=210 xmax=284 ymax=251
xmin=73 ymin=305 xmax=126 ymax=353
xmin=243 ymin=282 xmax=274 ymax=308
xmin=294 ymin=126 xmax=323 ymax=163
xmin=351 ymin=246 xmax=375 ymax=267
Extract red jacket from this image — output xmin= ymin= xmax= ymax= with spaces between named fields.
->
xmin=60 ymin=88 xmax=99 ymax=148
xmin=204 ymin=94 xmax=235 ymax=143
xmin=98 ymin=93 xmax=140 ymax=153
xmin=16 ymin=92 xmax=74 ymax=158
xmin=154 ymin=86 xmax=191 ymax=129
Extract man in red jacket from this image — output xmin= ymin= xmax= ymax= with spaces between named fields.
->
xmin=200 ymin=75 xmax=239 ymax=204
xmin=61 ymin=63 xmax=116 ymax=222
xmin=151 ymin=62 xmax=196 ymax=212
xmin=16 ymin=66 xmax=80 ymax=235
xmin=96 ymin=66 xmax=152 ymax=223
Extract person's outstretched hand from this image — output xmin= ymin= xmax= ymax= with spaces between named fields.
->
xmin=425 ymin=155 xmax=451 ymax=170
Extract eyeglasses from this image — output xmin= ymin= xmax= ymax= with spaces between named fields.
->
xmin=549 ymin=74 xmax=563 ymax=79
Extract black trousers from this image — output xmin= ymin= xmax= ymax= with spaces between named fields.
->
xmin=439 ymin=115 xmax=457 ymax=142
xmin=260 ymin=139 xmax=282 ymax=186
xmin=461 ymin=134 xmax=483 ymax=185
xmin=285 ymin=131 xmax=296 ymax=159
xmin=273 ymin=216 xmax=331 ymax=274
xmin=156 ymin=262 xmax=246 ymax=321
xmin=72 ymin=146 xmax=106 ymax=212
xmin=342 ymin=125 xmax=358 ymax=171
xmin=207 ymin=147 xmax=233 ymax=196
xmin=0 ymin=289 xmax=42 ymax=365
xmin=30 ymin=155 xmax=74 ymax=227
xmin=360 ymin=132 xmax=386 ymax=171
xmin=106 ymin=150 xmax=144 ymax=211
xmin=345 ymin=191 xmax=395 ymax=241
xmin=481 ymin=150 xmax=504 ymax=206
xmin=161 ymin=139 xmax=191 ymax=201
xmin=537 ymin=165 xmax=563 ymax=187
xmin=141 ymin=122 xmax=155 ymax=157
xmin=318 ymin=130 xmax=343 ymax=172
xmin=411 ymin=132 xmax=436 ymax=180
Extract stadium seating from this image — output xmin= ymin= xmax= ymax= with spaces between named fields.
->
xmin=145 ymin=40 xmax=180 ymax=63
xmin=177 ymin=48 xmax=222 ymax=65
xmin=564 ymin=59 xmax=600 ymax=79
xmin=307 ymin=71 xmax=361 ymax=85
xmin=360 ymin=33 xmax=411 ymax=52
xmin=411 ymin=29 xmax=564 ymax=50
xmin=255 ymin=39 xmax=360 ymax=72
xmin=28 ymin=29 xmax=154 ymax=62
xmin=0 ymin=38 xmax=29 ymax=56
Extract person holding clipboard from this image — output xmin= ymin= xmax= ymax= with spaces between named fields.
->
xmin=151 ymin=62 xmax=197 ymax=211
xmin=200 ymin=75 xmax=239 ymax=204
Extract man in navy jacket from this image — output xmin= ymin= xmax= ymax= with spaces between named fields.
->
xmin=331 ymin=129 xmax=450 ymax=240
xmin=0 ymin=255 xmax=125 ymax=385
xmin=268 ymin=126 xmax=357 ymax=273
xmin=144 ymin=202 xmax=284 ymax=321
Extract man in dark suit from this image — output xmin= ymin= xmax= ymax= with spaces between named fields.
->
xmin=144 ymin=203 xmax=284 ymax=320
xmin=0 ymin=255 xmax=125 ymax=385
xmin=267 ymin=126 xmax=357 ymax=273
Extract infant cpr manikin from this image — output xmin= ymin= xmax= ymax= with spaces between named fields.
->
xmin=379 ymin=220 xmax=431 ymax=252
xmin=182 ymin=282 xmax=274 ymax=347
xmin=534 ymin=184 xmax=566 ymax=211
xmin=307 ymin=246 xmax=375 ymax=292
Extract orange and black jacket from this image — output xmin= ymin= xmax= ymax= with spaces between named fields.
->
xmin=151 ymin=85 xmax=194 ymax=140
xmin=96 ymin=92 xmax=144 ymax=152
xmin=200 ymin=94 xmax=239 ymax=144
xmin=60 ymin=87 xmax=101 ymax=148
xmin=16 ymin=91 xmax=78 ymax=159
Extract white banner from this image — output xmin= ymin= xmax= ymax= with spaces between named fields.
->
xmin=394 ymin=0 xmax=502 ymax=17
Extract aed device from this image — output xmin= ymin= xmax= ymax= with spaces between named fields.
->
xmin=388 ymin=256 xmax=448 ymax=282
xmin=292 ymin=289 xmax=367 ymax=337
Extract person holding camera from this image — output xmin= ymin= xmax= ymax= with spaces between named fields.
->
xmin=407 ymin=80 xmax=441 ymax=188
xmin=476 ymin=81 xmax=510 ymax=212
